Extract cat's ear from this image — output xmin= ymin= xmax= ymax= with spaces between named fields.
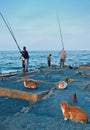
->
xmin=60 ymin=102 xmax=63 ymax=106
xmin=60 ymin=102 xmax=62 ymax=105
xmin=65 ymin=101 xmax=68 ymax=105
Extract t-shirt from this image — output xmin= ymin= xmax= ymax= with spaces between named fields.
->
xmin=21 ymin=50 xmax=29 ymax=59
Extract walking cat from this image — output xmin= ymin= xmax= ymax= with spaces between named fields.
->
xmin=60 ymin=101 xmax=88 ymax=123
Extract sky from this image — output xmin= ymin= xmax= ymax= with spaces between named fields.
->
xmin=0 ymin=0 xmax=90 ymax=51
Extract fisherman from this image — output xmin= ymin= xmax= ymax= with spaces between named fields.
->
xmin=60 ymin=49 xmax=66 ymax=68
xmin=47 ymin=54 xmax=52 ymax=67
xmin=21 ymin=46 xmax=29 ymax=72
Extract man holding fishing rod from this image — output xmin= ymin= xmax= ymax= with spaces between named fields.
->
xmin=56 ymin=13 xmax=66 ymax=68
xmin=21 ymin=46 xmax=29 ymax=72
xmin=0 ymin=12 xmax=29 ymax=73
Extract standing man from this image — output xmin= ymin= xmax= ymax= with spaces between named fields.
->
xmin=21 ymin=46 xmax=29 ymax=72
xmin=60 ymin=49 xmax=66 ymax=68
xmin=47 ymin=54 xmax=52 ymax=67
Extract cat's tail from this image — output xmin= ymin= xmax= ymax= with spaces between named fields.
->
xmin=72 ymin=93 xmax=77 ymax=106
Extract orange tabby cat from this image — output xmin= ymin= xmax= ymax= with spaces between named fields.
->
xmin=60 ymin=101 xmax=88 ymax=123
xmin=23 ymin=79 xmax=38 ymax=89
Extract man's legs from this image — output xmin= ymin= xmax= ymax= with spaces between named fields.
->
xmin=22 ymin=60 xmax=25 ymax=72
xmin=25 ymin=59 xmax=29 ymax=72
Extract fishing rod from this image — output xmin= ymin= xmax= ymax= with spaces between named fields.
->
xmin=0 ymin=12 xmax=21 ymax=53
xmin=56 ymin=13 xmax=64 ymax=50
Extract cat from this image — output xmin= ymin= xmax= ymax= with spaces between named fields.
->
xmin=60 ymin=101 xmax=88 ymax=123
xmin=58 ymin=81 xmax=67 ymax=89
xmin=23 ymin=79 xmax=38 ymax=89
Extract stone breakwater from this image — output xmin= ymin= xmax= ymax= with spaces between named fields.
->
xmin=0 ymin=66 xmax=90 ymax=130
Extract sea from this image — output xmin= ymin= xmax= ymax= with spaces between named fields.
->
xmin=0 ymin=50 xmax=90 ymax=74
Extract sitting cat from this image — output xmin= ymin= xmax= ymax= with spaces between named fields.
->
xmin=23 ymin=79 xmax=38 ymax=89
xmin=60 ymin=101 xmax=88 ymax=123
xmin=58 ymin=81 xmax=67 ymax=89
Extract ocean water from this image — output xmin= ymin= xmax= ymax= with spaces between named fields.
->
xmin=0 ymin=50 xmax=90 ymax=73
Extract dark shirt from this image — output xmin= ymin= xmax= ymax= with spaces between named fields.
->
xmin=21 ymin=50 xmax=29 ymax=59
